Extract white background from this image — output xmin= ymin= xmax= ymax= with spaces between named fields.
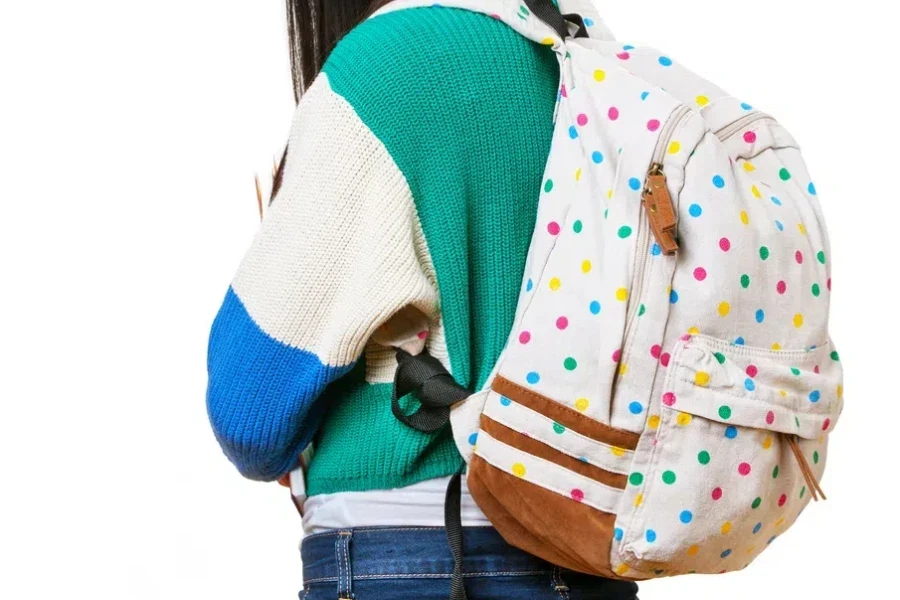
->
xmin=0 ymin=1 xmax=892 ymax=598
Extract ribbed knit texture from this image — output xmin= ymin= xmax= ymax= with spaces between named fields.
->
xmin=305 ymin=7 xmax=559 ymax=494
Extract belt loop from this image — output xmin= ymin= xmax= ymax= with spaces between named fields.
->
xmin=335 ymin=530 xmax=353 ymax=599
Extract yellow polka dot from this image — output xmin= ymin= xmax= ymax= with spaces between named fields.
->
xmin=688 ymin=326 xmax=700 ymax=336
xmin=648 ymin=415 xmax=661 ymax=430
xmin=687 ymin=544 xmax=700 ymax=556
xmin=740 ymin=210 xmax=750 ymax=225
xmin=634 ymin=493 xmax=643 ymax=507
xmin=743 ymin=161 xmax=756 ymax=172
xmin=607 ymin=189 xmax=614 ymax=200
xmin=774 ymin=518 xmax=786 ymax=529
xmin=837 ymin=384 xmax=843 ymax=399
xmin=512 ymin=463 xmax=526 ymax=478
xmin=549 ymin=277 xmax=561 ymax=291
xmin=771 ymin=342 xmax=782 ymax=351
xmin=696 ymin=95 xmax=709 ymax=107
xmin=615 ymin=564 xmax=630 ymax=576
xmin=575 ymin=398 xmax=590 ymax=412
xmin=746 ymin=546 xmax=756 ymax=555
xmin=575 ymin=167 xmax=582 ymax=182
xmin=798 ymin=223 xmax=807 ymax=236
xmin=611 ymin=446 xmax=626 ymax=457
xmin=718 ymin=301 xmax=731 ymax=317
xmin=668 ymin=141 xmax=681 ymax=154
xmin=779 ymin=390 xmax=787 ymax=397
xmin=793 ymin=313 xmax=804 ymax=328
xmin=694 ymin=371 xmax=710 ymax=386
xmin=616 ymin=288 xmax=628 ymax=302
xmin=676 ymin=413 xmax=692 ymax=426
xmin=721 ymin=521 xmax=732 ymax=535
xmin=619 ymin=363 xmax=628 ymax=376
xmin=582 ymin=260 xmax=592 ymax=273
xmin=763 ymin=435 xmax=773 ymax=450
xmin=541 ymin=37 xmax=556 ymax=45
xmin=751 ymin=185 xmax=761 ymax=198
xmin=594 ymin=69 xmax=606 ymax=82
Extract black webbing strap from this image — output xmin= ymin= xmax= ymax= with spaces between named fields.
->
xmin=524 ymin=0 xmax=589 ymax=40
xmin=392 ymin=348 xmax=470 ymax=599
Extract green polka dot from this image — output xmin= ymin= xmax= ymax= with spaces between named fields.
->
xmin=718 ymin=405 xmax=732 ymax=420
xmin=662 ymin=470 xmax=677 ymax=485
xmin=779 ymin=168 xmax=792 ymax=181
xmin=553 ymin=422 xmax=566 ymax=434
xmin=790 ymin=367 xmax=801 ymax=376
xmin=638 ymin=304 xmax=646 ymax=317
xmin=817 ymin=251 xmax=826 ymax=264
xmin=740 ymin=274 xmax=751 ymax=289
xmin=604 ymin=208 xmax=609 ymax=219
xmin=618 ymin=225 xmax=633 ymax=239
xmin=751 ymin=497 xmax=762 ymax=509
xmin=795 ymin=416 xmax=800 ymax=428
xmin=573 ymin=220 xmax=583 ymax=234
xmin=830 ymin=350 xmax=840 ymax=362
xmin=698 ymin=450 xmax=711 ymax=465
xmin=629 ymin=472 xmax=644 ymax=486
xmin=811 ymin=283 xmax=821 ymax=297
xmin=544 ymin=179 xmax=554 ymax=193
xmin=813 ymin=450 xmax=820 ymax=464
xmin=800 ymin=486 xmax=806 ymax=499
xmin=564 ymin=357 xmax=578 ymax=371
xmin=714 ymin=352 xmax=726 ymax=364
xmin=759 ymin=246 xmax=770 ymax=261
xmin=773 ymin=465 xmax=780 ymax=479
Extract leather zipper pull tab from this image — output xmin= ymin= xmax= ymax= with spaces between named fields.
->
xmin=642 ymin=164 xmax=679 ymax=255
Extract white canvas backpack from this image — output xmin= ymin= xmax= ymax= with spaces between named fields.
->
xmin=375 ymin=0 xmax=843 ymax=583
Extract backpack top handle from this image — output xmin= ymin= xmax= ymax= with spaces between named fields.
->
xmin=523 ymin=0 xmax=589 ymax=40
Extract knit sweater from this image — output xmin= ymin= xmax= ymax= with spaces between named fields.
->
xmin=206 ymin=5 xmax=560 ymax=494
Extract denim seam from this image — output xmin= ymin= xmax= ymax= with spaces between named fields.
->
xmin=303 ymin=569 xmax=554 ymax=584
xmin=552 ymin=566 xmax=571 ymax=600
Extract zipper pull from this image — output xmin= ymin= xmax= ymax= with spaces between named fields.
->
xmin=642 ymin=163 xmax=679 ymax=255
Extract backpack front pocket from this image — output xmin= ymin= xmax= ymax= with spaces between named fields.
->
xmin=616 ymin=334 xmax=842 ymax=576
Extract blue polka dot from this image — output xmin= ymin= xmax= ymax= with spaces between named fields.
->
xmin=767 ymin=536 xmax=777 ymax=545
xmin=584 ymin=17 xmax=595 ymax=26
xmin=628 ymin=177 xmax=641 ymax=191
xmin=734 ymin=336 xmax=745 ymax=346
xmin=741 ymin=102 xmax=753 ymax=110
xmin=592 ymin=151 xmax=604 ymax=164
xmin=646 ymin=529 xmax=657 ymax=543
xmin=721 ymin=549 xmax=732 ymax=559
xmin=725 ymin=426 xmax=738 ymax=439
xmin=756 ymin=309 xmax=765 ymax=323
xmin=589 ymin=301 xmax=601 ymax=315
xmin=623 ymin=44 xmax=635 ymax=51
xmin=688 ymin=204 xmax=702 ymax=217
xmin=640 ymin=91 xmax=650 ymax=101
xmin=500 ymin=396 xmax=511 ymax=406
xmin=753 ymin=522 xmax=762 ymax=534
xmin=658 ymin=56 xmax=673 ymax=67
xmin=468 ymin=432 xmax=478 ymax=445
xmin=526 ymin=372 xmax=540 ymax=385
xmin=712 ymin=175 xmax=725 ymax=188
xmin=578 ymin=456 xmax=589 ymax=463
xmin=745 ymin=378 xmax=756 ymax=392
xmin=809 ymin=390 xmax=821 ymax=403
xmin=651 ymin=243 xmax=661 ymax=256
xmin=808 ymin=182 xmax=817 ymax=195
xmin=614 ymin=527 xmax=624 ymax=541
xmin=526 ymin=278 xmax=533 ymax=292
xmin=679 ymin=510 xmax=693 ymax=524
xmin=775 ymin=220 xmax=784 ymax=231
xmin=629 ymin=401 xmax=644 ymax=415
xmin=770 ymin=196 xmax=782 ymax=206
xmin=569 ymin=125 xmax=578 ymax=139
xmin=669 ymin=289 xmax=679 ymax=304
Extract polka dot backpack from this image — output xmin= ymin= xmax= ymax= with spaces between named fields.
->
xmin=377 ymin=0 xmax=843 ymax=581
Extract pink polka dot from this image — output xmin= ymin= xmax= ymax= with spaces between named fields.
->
xmin=519 ymin=331 xmax=531 ymax=344
xmin=650 ymin=344 xmax=662 ymax=359
xmin=719 ymin=237 xmax=731 ymax=252
xmin=560 ymin=84 xmax=568 ymax=98
xmin=556 ymin=316 xmax=569 ymax=330
xmin=827 ymin=278 xmax=832 ymax=291
xmin=680 ymin=333 xmax=691 ymax=342
xmin=608 ymin=106 xmax=620 ymax=120
xmin=662 ymin=392 xmax=677 ymax=406
xmin=617 ymin=51 xmax=630 ymax=60
xmin=795 ymin=251 xmax=804 ymax=264
xmin=766 ymin=410 xmax=775 ymax=425
xmin=712 ymin=487 xmax=723 ymax=501
xmin=693 ymin=267 xmax=707 ymax=281
xmin=776 ymin=281 xmax=787 ymax=294
xmin=746 ymin=365 xmax=758 ymax=378
xmin=547 ymin=221 xmax=561 ymax=235
xmin=417 ymin=330 xmax=429 ymax=340
xmin=612 ymin=349 xmax=621 ymax=363
xmin=814 ymin=365 xmax=820 ymax=374
xmin=822 ymin=418 xmax=831 ymax=431
xmin=778 ymin=494 xmax=788 ymax=507
xmin=743 ymin=131 xmax=757 ymax=144
xmin=577 ymin=113 xmax=589 ymax=126
xmin=647 ymin=119 xmax=661 ymax=132
xmin=738 ymin=463 xmax=752 ymax=476
xmin=660 ymin=353 xmax=671 ymax=367
xmin=571 ymin=489 xmax=585 ymax=502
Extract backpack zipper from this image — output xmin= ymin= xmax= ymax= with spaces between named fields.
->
xmin=714 ymin=110 xmax=773 ymax=143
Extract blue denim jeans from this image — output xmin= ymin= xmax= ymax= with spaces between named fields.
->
xmin=300 ymin=526 xmax=639 ymax=600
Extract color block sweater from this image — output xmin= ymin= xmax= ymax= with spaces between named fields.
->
xmin=206 ymin=5 xmax=560 ymax=494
